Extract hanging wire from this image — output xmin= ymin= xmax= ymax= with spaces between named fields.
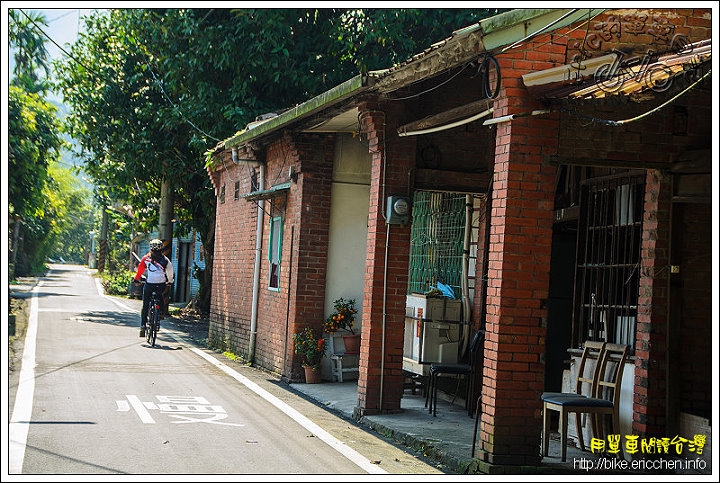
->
xmin=148 ymin=68 xmax=221 ymax=142
xmin=18 ymin=9 xmax=223 ymax=146
xmin=16 ymin=9 xmax=98 ymax=81
xmin=495 ymin=9 xmax=584 ymax=55
xmin=384 ymin=62 xmax=470 ymax=101
xmin=560 ymin=68 xmax=711 ymax=126
xmin=383 ymin=9 xmax=606 ymax=108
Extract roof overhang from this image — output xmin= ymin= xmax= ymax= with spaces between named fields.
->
xmin=522 ymin=38 xmax=712 ymax=101
xmin=214 ymin=8 xmax=606 ymax=155
xmin=242 ymin=182 xmax=291 ymax=202
xmin=224 ymin=75 xmax=372 ymax=150
xmin=373 ymin=8 xmax=607 ymax=94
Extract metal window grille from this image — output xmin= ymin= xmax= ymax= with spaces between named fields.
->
xmin=407 ymin=191 xmax=467 ymax=298
xmin=572 ymin=173 xmax=645 ymax=349
xmin=268 ymin=216 xmax=283 ymax=289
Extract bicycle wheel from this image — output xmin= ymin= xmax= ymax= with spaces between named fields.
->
xmin=148 ymin=306 xmax=158 ymax=347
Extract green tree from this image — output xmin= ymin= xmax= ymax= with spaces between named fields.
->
xmin=8 ymin=86 xmax=66 ymax=275
xmin=9 ymin=9 xmax=51 ymax=94
xmin=45 ymin=163 xmax=95 ymax=264
xmin=52 ymin=8 xmax=507 ymax=311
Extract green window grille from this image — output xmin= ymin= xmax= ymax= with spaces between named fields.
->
xmin=268 ymin=215 xmax=283 ymax=290
xmin=407 ymin=191 xmax=467 ymax=298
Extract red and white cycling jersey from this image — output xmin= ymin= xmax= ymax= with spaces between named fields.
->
xmin=134 ymin=254 xmax=175 ymax=285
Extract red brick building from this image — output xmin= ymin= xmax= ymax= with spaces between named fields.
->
xmin=206 ymin=8 xmax=713 ymax=470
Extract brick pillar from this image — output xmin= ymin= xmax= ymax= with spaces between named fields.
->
xmin=355 ymin=100 xmax=413 ymax=415
xmin=288 ymin=134 xmax=335 ymax=380
xmin=633 ymin=170 xmax=671 ymax=436
xmin=476 ymin=46 xmax=560 ymax=466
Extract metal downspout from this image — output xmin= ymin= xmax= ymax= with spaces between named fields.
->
xmin=461 ymin=195 xmax=472 ymax=351
xmin=249 ymin=163 xmax=265 ymax=362
xmin=380 ymin=222 xmax=390 ymax=412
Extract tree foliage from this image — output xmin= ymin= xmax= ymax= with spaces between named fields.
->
xmin=8 ymin=86 xmax=62 ymax=219
xmin=52 ymin=7 xmax=508 ymax=311
xmin=9 ymin=9 xmax=51 ymax=94
xmin=8 ymin=84 xmax=67 ymax=275
xmin=8 ymin=9 xmax=95 ymax=276
xmin=45 ymin=163 xmax=95 ymax=264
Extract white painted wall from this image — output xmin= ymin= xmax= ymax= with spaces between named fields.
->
xmin=321 ymin=134 xmax=371 ymax=378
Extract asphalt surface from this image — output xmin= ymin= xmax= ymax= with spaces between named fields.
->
xmin=10 ymin=268 xmax=712 ymax=478
xmin=7 ymin=270 xmax=451 ymax=476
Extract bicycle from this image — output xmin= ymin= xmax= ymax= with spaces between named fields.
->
xmin=145 ymin=288 xmax=162 ymax=347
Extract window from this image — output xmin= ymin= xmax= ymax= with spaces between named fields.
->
xmin=572 ymin=173 xmax=645 ymax=349
xmin=234 ymin=181 xmax=240 ymax=200
xmin=219 ymin=184 xmax=226 ymax=204
xmin=407 ymin=191 xmax=468 ymax=298
xmin=268 ymin=216 xmax=283 ymax=289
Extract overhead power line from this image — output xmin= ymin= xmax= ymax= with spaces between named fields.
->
xmin=15 ymin=8 xmax=220 ymax=144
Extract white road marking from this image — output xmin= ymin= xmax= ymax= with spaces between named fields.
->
xmin=9 ymin=274 xmax=385 ymax=474
xmin=126 ymin=394 xmax=156 ymax=424
xmin=8 ymin=283 xmax=40 ymax=474
xmin=185 ymin=345 xmax=388 ymax=474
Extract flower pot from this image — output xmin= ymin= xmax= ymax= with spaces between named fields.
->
xmin=304 ymin=365 xmax=322 ymax=384
xmin=342 ymin=334 xmax=361 ymax=354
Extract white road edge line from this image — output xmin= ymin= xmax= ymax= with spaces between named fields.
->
xmin=8 ymin=282 xmax=41 ymax=474
xmin=184 ymin=344 xmax=388 ymax=475
xmin=99 ymin=278 xmax=385 ymax=473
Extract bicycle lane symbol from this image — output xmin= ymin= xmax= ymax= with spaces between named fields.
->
xmin=116 ymin=395 xmax=245 ymax=427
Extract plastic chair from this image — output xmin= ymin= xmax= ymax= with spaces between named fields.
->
xmin=541 ymin=342 xmax=629 ymax=462
xmin=425 ymin=329 xmax=484 ymax=417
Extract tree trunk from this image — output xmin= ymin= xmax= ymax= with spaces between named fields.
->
xmin=97 ymin=208 xmax=109 ymax=273
xmin=158 ymin=178 xmax=174 ymax=244
xmin=158 ymin=178 xmax=175 ymax=313
xmin=10 ymin=216 xmax=21 ymax=279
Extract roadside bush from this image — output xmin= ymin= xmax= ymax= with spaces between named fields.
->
xmin=99 ymin=269 xmax=135 ymax=296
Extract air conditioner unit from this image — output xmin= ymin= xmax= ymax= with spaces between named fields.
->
xmin=403 ymin=294 xmax=462 ymax=375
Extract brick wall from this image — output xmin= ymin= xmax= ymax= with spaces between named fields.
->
xmin=209 ymin=152 xmax=260 ymax=355
xmin=477 ymin=33 xmax=562 ymax=465
xmin=283 ymin=133 xmax=335 ymax=379
xmin=551 ymin=8 xmax=712 ymax=441
xmin=672 ymin=202 xmax=712 ymax=419
xmin=635 ymin=171 xmax=672 ymax=436
xmin=209 ymin=133 xmax=336 ymax=379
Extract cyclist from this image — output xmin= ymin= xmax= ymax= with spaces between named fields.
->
xmin=132 ymin=239 xmax=174 ymax=337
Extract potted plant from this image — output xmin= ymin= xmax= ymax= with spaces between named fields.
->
xmin=292 ymin=327 xmax=327 ymax=383
xmin=323 ymin=297 xmax=361 ymax=353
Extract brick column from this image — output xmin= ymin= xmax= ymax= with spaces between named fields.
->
xmin=476 ymin=44 xmax=561 ymax=466
xmin=633 ymin=170 xmax=671 ymax=436
xmin=355 ymin=101 xmax=413 ymax=415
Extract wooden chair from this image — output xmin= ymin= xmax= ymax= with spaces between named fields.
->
xmin=540 ymin=340 xmax=605 ymax=460
xmin=541 ymin=342 xmax=629 ymax=462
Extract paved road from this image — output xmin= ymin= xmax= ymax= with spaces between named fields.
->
xmin=7 ymin=264 xmax=447 ymax=476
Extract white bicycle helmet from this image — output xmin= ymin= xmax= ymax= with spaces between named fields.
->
xmin=149 ymin=239 xmax=163 ymax=252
